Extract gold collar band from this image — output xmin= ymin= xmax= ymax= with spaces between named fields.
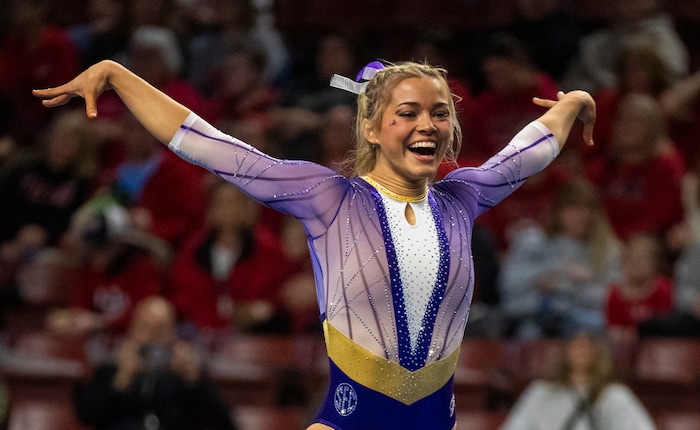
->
xmin=362 ymin=176 xmax=427 ymax=203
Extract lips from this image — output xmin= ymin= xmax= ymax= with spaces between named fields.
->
xmin=408 ymin=141 xmax=437 ymax=156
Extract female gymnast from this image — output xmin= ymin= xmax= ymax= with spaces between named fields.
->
xmin=34 ymin=59 xmax=595 ymax=430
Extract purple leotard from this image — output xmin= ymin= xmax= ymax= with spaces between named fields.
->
xmin=169 ymin=113 xmax=559 ymax=429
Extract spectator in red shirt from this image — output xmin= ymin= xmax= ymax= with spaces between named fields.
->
xmin=585 ymin=93 xmax=685 ymax=243
xmin=101 ymin=112 xmax=207 ymax=250
xmin=605 ymin=234 xmax=674 ymax=344
xmin=167 ymin=180 xmax=289 ymax=337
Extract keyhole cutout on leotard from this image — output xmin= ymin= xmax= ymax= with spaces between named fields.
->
xmin=404 ymin=203 xmax=416 ymax=226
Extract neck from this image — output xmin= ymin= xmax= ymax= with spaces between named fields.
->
xmin=362 ymin=174 xmax=428 ymax=202
xmin=215 ymin=228 xmax=242 ymax=249
xmin=569 ymin=371 xmax=589 ymax=387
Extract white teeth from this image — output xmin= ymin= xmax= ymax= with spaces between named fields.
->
xmin=408 ymin=141 xmax=436 ymax=149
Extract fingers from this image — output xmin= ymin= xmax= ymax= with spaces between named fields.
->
xmin=40 ymin=94 xmax=72 ymax=108
xmin=85 ymin=93 xmax=99 ymax=119
xmin=582 ymin=123 xmax=595 ymax=146
xmin=33 ymin=86 xmax=99 ymax=119
xmin=532 ymin=96 xmax=556 ymax=108
xmin=32 ymin=87 xmax=73 ymax=107
xmin=532 ymin=91 xmax=567 ymax=107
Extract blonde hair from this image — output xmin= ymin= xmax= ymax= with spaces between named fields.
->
xmin=553 ymin=332 xmax=616 ymax=403
xmin=346 ymin=61 xmax=463 ymax=176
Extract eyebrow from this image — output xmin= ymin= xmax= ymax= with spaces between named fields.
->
xmin=395 ymin=101 xmax=450 ymax=109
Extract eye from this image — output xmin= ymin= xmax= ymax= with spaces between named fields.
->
xmin=398 ymin=111 xmax=417 ymax=118
xmin=433 ymin=111 xmax=450 ymax=120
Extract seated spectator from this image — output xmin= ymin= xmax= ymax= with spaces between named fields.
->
xmin=499 ymin=331 xmax=655 ymax=430
xmin=74 ymin=295 xmax=236 ymax=430
xmin=104 ymin=111 xmax=207 ymax=251
xmin=46 ymin=197 xmax=168 ymax=337
xmin=167 ymin=180 xmax=289 ymax=337
xmin=0 ymin=108 xmax=99 ymax=247
xmin=585 ymin=93 xmax=685 ymax=243
xmin=498 ymin=178 xmax=621 ymax=339
xmin=605 ymin=234 xmax=674 ymax=344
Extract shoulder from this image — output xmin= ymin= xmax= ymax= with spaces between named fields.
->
xmin=598 ymin=383 xmax=640 ymax=403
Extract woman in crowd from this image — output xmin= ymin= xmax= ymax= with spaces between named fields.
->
xmin=499 ymin=331 xmax=655 ymax=430
xmin=499 ymin=178 xmax=621 ymax=339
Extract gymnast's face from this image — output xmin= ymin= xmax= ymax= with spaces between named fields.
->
xmin=366 ymin=76 xmax=451 ymax=186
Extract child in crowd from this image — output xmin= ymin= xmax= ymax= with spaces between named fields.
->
xmin=605 ymin=234 xmax=674 ymax=343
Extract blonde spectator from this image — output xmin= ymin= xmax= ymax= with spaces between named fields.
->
xmin=500 ymin=331 xmax=655 ymax=430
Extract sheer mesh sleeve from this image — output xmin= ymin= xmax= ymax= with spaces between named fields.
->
xmin=169 ymin=113 xmax=350 ymax=237
xmin=435 ymin=120 xmax=559 ymax=220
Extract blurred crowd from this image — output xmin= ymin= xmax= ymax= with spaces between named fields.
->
xmin=1 ymin=0 xmax=700 ymax=374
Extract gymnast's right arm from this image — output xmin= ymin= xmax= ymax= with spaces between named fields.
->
xmin=33 ymin=60 xmax=348 ymax=233
xmin=32 ymin=60 xmax=190 ymax=146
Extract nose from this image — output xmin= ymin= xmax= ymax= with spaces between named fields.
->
xmin=417 ymin=112 xmax=437 ymax=133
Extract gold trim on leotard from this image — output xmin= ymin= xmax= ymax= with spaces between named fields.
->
xmin=323 ymin=321 xmax=459 ymax=405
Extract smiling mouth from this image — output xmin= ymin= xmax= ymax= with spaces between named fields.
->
xmin=408 ymin=141 xmax=437 ymax=156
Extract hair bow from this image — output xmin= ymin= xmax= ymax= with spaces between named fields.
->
xmin=329 ymin=61 xmax=385 ymax=94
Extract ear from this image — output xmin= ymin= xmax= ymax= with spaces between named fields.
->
xmin=363 ymin=118 xmax=379 ymax=145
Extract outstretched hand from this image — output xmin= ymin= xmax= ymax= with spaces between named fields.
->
xmin=33 ymin=60 xmax=190 ymax=144
xmin=32 ymin=60 xmax=114 ymax=119
xmin=533 ymin=90 xmax=596 ymax=146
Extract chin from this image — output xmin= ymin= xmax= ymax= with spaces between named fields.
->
xmin=409 ymin=169 xmax=438 ymax=183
